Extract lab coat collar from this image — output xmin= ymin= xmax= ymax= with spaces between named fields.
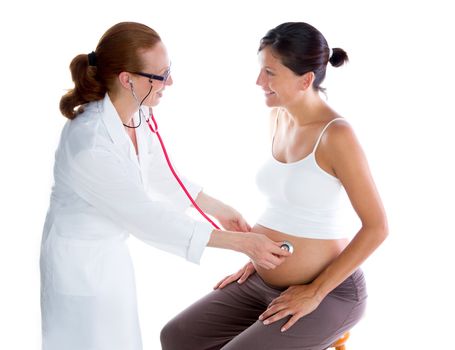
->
xmin=99 ymin=94 xmax=143 ymax=179
xmin=99 ymin=93 xmax=140 ymax=147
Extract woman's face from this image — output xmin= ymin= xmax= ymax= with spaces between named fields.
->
xmin=132 ymin=42 xmax=173 ymax=107
xmin=256 ymin=46 xmax=303 ymax=108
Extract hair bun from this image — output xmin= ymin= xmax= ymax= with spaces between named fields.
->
xmin=329 ymin=48 xmax=349 ymax=67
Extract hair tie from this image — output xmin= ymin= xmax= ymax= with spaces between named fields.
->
xmin=88 ymin=51 xmax=97 ymax=67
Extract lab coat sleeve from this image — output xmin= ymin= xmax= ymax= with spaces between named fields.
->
xmin=67 ymin=148 xmax=213 ymax=264
xmin=146 ymin=137 xmax=202 ymax=211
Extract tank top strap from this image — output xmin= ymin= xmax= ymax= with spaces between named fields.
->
xmin=312 ymin=117 xmax=345 ymax=153
xmin=271 ymin=108 xmax=283 ymax=141
xmin=271 ymin=108 xmax=285 ymax=154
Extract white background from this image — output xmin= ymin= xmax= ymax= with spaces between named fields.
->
xmin=1 ymin=0 xmax=454 ymax=349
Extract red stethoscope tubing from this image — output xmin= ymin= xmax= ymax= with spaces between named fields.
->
xmin=145 ymin=112 xmax=221 ymax=230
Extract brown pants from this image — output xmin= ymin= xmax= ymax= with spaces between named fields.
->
xmin=161 ymin=270 xmax=367 ymax=350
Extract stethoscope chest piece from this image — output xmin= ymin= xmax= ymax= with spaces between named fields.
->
xmin=280 ymin=241 xmax=294 ymax=254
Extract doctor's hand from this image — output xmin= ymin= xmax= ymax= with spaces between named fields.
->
xmin=216 ymin=205 xmax=251 ymax=232
xmin=214 ymin=261 xmax=256 ymax=289
xmin=207 ymin=231 xmax=290 ymax=270
xmin=193 ymin=192 xmax=251 ymax=232
xmin=241 ymin=233 xmax=291 ymax=270
xmin=258 ymin=283 xmax=323 ymax=332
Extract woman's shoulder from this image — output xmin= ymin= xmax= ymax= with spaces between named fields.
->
xmin=324 ymin=116 xmax=354 ymax=137
xmin=319 ymin=116 xmax=361 ymax=156
xmin=65 ymin=105 xmax=108 ymax=155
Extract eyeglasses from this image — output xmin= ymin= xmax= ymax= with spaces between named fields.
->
xmin=133 ymin=64 xmax=171 ymax=82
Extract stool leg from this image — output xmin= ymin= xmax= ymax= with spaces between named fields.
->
xmin=330 ymin=331 xmax=350 ymax=350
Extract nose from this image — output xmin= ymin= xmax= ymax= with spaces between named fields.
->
xmin=165 ymin=74 xmax=173 ymax=86
xmin=256 ymin=70 xmax=265 ymax=87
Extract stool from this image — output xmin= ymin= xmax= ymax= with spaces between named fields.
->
xmin=329 ymin=332 xmax=350 ymax=350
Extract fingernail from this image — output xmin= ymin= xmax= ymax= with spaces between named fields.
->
xmin=281 ymin=327 xmax=286 ymax=332
xmin=258 ymin=315 xmax=263 ymax=320
xmin=263 ymin=320 xmax=269 ymax=325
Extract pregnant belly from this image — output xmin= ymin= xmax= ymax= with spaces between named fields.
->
xmin=251 ymin=224 xmax=349 ymax=287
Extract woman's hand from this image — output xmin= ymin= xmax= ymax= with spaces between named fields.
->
xmin=258 ymin=284 xmax=323 ymax=332
xmin=214 ymin=261 xmax=256 ymax=289
xmin=216 ymin=205 xmax=251 ymax=232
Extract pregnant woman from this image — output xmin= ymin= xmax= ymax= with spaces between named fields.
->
xmin=160 ymin=22 xmax=388 ymax=350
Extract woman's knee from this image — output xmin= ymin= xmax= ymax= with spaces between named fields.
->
xmin=160 ymin=317 xmax=186 ymax=350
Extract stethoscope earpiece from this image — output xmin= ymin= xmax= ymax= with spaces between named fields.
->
xmin=124 ymin=78 xmax=153 ymax=129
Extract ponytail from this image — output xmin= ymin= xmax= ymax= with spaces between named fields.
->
xmin=59 ymin=53 xmax=106 ymax=119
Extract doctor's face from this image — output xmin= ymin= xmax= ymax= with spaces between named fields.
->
xmin=132 ymin=42 xmax=173 ymax=107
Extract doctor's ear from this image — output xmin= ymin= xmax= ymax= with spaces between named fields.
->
xmin=119 ymin=72 xmax=134 ymax=89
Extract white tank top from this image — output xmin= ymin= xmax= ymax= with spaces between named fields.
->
xmin=256 ymin=114 xmax=348 ymax=239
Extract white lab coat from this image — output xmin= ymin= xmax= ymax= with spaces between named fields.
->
xmin=40 ymin=94 xmax=213 ymax=350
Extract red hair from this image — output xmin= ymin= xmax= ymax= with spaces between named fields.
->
xmin=60 ymin=22 xmax=161 ymax=119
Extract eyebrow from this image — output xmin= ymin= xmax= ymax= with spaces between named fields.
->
xmin=146 ymin=63 xmax=170 ymax=75
xmin=160 ymin=63 xmax=171 ymax=73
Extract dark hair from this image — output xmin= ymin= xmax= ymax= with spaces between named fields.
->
xmin=60 ymin=22 xmax=161 ymax=119
xmin=258 ymin=22 xmax=348 ymax=92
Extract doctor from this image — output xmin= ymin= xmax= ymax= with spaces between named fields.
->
xmin=40 ymin=21 xmax=290 ymax=350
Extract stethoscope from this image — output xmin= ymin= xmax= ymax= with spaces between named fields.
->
xmin=280 ymin=241 xmax=294 ymax=253
xmin=127 ymin=80 xmax=294 ymax=254
xmin=126 ymin=80 xmax=221 ymax=229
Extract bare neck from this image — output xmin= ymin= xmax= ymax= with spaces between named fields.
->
xmin=108 ymin=91 xmax=138 ymax=126
xmin=284 ymin=90 xmax=332 ymax=127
